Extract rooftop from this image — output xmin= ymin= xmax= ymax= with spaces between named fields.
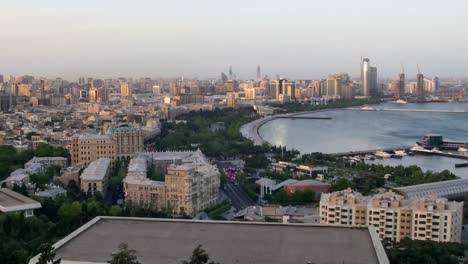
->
xmin=80 ymin=158 xmax=111 ymax=181
xmin=33 ymin=216 xmax=388 ymax=264
xmin=0 ymin=188 xmax=42 ymax=213
xmin=394 ymin=179 xmax=468 ymax=199
xmin=288 ymin=179 xmax=330 ymax=187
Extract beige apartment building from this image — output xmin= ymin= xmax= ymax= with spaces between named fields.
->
xmin=124 ymin=150 xmax=220 ymax=215
xmin=71 ymin=127 xmax=144 ymax=166
xmin=111 ymin=127 xmax=144 ymax=159
xmin=320 ymin=188 xmax=463 ymax=243
xmin=71 ymin=134 xmax=116 ymax=166
xmin=80 ymin=158 xmax=111 ymax=197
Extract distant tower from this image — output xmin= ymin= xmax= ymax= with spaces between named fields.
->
xmin=228 ymin=65 xmax=233 ymax=80
xmin=396 ymin=65 xmax=405 ymax=100
xmin=416 ymin=65 xmax=425 ymax=101
xmin=257 ymin=65 xmax=261 ymax=80
xmin=120 ymin=81 xmax=130 ymax=98
xmin=361 ymin=58 xmax=378 ymax=97
xmin=361 ymin=58 xmax=370 ymax=96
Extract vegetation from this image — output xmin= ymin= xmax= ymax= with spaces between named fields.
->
xmin=383 ymin=238 xmax=466 ymax=264
xmin=264 ymin=189 xmax=316 ymax=206
xmin=30 ymin=166 xmax=62 ymax=189
xmin=108 ymin=242 xmax=140 ymax=264
xmin=204 ymin=201 xmax=231 ymax=220
xmin=108 ymin=159 xmax=128 ymax=203
xmin=236 ymin=173 xmax=258 ymax=201
xmin=0 ymin=192 xmax=186 ymax=264
xmin=0 ymin=144 xmax=69 ymax=180
xmin=35 ymin=243 xmax=61 ymax=264
xmin=181 ymin=245 xmax=220 ymax=264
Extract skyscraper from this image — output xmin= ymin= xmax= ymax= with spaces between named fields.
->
xmin=257 ymin=65 xmax=261 ymax=80
xmin=361 ymin=58 xmax=370 ymax=96
xmin=417 ymin=73 xmax=425 ymax=101
xmin=361 ymin=58 xmax=378 ymax=97
xmin=228 ymin=65 xmax=233 ymax=80
xmin=396 ymin=72 xmax=405 ymax=100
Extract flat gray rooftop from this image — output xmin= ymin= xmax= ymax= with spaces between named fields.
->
xmin=0 ymin=188 xmax=41 ymax=212
xmin=52 ymin=217 xmax=384 ymax=264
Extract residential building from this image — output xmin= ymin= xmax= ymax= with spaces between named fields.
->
xmin=80 ymin=158 xmax=112 ymax=197
xmin=0 ymin=188 xmax=42 ymax=218
xmin=124 ymin=150 xmax=220 ymax=215
xmin=71 ymin=134 xmax=116 ymax=166
xmin=245 ymin=87 xmax=256 ymax=100
xmin=120 ymin=81 xmax=130 ymax=98
xmin=111 ymin=127 xmax=144 ymax=159
xmin=226 ymin=92 xmax=237 ymax=108
xmin=25 ymin=156 xmax=68 ymax=169
xmin=320 ymin=189 xmax=463 ymax=242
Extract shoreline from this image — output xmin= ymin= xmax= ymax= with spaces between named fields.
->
xmin=240 ymin=108 xmax=337 ymax=146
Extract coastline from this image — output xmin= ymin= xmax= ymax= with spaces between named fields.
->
xmin=240 ymin=109 xmax=336 ymax=146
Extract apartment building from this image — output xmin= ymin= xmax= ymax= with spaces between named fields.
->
xmin=71 ymin=134 xmax=116 ymax=166
xmin=71 ymin=126 xmax=143 ymax=166
xmin=80 ymin=158 xmax=111 ymax=197
xmin=111 ymin=127 xmax=144 ymax=159
xmin=124 ymin=150 xmax=220 ymax=215
xmin=320 ymin=188 xmax=463 ymax=243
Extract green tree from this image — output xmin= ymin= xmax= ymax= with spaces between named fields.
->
xmin=108 ymin=242 xmax=140 ymax=264
xmin=36 ymin=243 xmax=61 ymax=264
xmin=181 ymin=245 xmax=220 ymax=264
xmin=110 ymin=205 xmax=123 ymax=216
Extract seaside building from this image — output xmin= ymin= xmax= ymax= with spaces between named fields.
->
xmin=361 ymin=58 xmax=378 ymax=97
xmin=320 ymin=189 xmax=463 ymax=242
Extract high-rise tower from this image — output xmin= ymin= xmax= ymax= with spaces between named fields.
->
xmin=257 ymin=65 xmax=261 ymax=80
xmin=396 ymin=66 xmax=405 ymax=100
xmin=416 ymin=67 xmax=425 ymax=101
xmin=361 ymin=58 xmax=370 ymax=96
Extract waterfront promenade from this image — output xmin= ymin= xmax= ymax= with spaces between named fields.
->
xmin=240 ymin=110 xmax=333 ymax=145
xmin=348 ymin=108 xmax=468 ymax=113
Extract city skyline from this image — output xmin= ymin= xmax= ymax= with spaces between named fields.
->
xmin=1 ymin=0 xmax=468 ymax=79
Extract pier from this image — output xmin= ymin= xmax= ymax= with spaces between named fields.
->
xmin=349 ymin=108 xmax=468 ymax=113
xmin=411 ymin=149 xmax=468 ymax=161
xmin=275 ymin=116 xmax=332 ymax=120
xmin=332 ymin=146 xmax=412 ymax=157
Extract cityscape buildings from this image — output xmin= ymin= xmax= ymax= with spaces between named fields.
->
xmin=320 ymin=189 xmax=463 ymax=243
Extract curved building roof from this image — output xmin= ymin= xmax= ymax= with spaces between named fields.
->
xmin=395 ymin=179 xmax=468 ymax=199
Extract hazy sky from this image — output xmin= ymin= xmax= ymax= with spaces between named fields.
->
xmin=1 ymin=0 xmax=467 ymax=80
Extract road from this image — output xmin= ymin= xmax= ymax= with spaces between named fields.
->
xmin=223 ymin=180 xmax=255 ymax=210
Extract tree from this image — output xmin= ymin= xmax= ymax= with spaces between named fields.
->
xmin=181 ymin=245 xmax=219 ymax=264
xmin=36 ymin=243 xmax=61 ymax=264
xmin=108 ymin=242 xmax=140 ymax=264
xmin=110 ymin=205 xmax=123 ymax=216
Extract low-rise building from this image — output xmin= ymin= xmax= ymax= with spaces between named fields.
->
xmin=320 ymin=188 xmax=463 ymax=243
xmin=25 ymin=156 xmax=68 ymax=169
xmin=29 ymin=216 xmax=390 ymax=264
xmin=284 ymin=179 xmax=331 ymax=194
xmin=71 ymin=134 xmax=116 ymax=166
xmin=0 ymin=188 xmax=41 ymax=218
xmin=80 ymin=158 xmax=112 ymax=197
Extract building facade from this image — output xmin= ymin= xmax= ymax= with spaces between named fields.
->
xmin=71 ymin=134 xmax=116 ymax=166
xmin=320 ymin=189 xmax=463 ymax=242
xmin=124 ymin=150 xmax=220 ymax=215
xmin=111 ymin=127 xmax=144 ymax=159
xmin=80 ymin=158 xmax=111 ymax=197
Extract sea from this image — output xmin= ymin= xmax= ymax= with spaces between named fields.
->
xmin=259 ymin=102 xmax=468 ymax=178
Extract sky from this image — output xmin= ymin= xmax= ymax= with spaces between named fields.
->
xmin=1 ymin=0 xmax=467 ymax=80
